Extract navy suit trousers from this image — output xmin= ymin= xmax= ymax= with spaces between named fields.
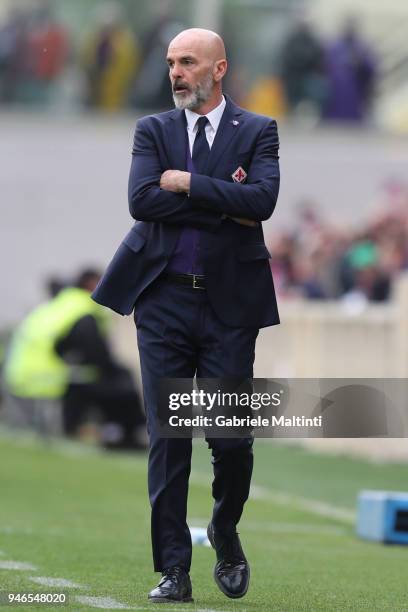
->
xmin=134 ymin=275 xmax=258 ymax=572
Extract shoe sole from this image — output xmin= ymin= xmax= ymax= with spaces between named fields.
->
xmin=148 ymin=596 xmax=194 ymax=604
xmin=207 ymin=522 xmax=250 ymax=599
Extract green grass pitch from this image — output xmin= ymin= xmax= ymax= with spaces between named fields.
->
xmin=1 ymin=429 xmax=408 ymax=611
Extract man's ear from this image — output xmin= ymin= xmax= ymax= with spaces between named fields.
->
xmin=213 ymin=59 xmax=227 ymax=82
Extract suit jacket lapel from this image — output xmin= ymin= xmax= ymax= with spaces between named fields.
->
xmin=205 ymin=97 xmax=244 ymax=176
xmin=165 ymin=110 xmax=187 ymax=170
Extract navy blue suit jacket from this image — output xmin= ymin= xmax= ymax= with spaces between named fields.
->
xmin=92 ymin=95 xmax=280 ymax=328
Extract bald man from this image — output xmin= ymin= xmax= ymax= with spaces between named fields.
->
xmin=92 ymin=28 xmax=280 ymax=603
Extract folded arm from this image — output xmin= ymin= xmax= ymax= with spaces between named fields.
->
xmin=189 ymin=120 xmax=280 ymax=222
xmin=128 ymin=119 xmax=222 ymax=230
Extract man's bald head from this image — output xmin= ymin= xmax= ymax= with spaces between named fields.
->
xmin=169 ymin=28 xmax=226 ymax=62
xmin=166 ymin=28 xmax=228 ymax=113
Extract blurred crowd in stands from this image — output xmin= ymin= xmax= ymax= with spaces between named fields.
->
xmin=269 ymin=179 xmax=408 ymax=303
xmin=0 ymin=1 xmax=181 ymax=111
xmin=279 ymin=16 xmax=377 ymax=122
xmin=0 ymin=1 xmax=378 ymax=122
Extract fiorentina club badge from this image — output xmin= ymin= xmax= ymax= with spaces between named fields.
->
xmin=232 ymin=166 xmax=247 ymax=183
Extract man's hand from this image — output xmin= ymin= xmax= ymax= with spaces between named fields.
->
xmin=160 ymin=170 xmax=191 ymax=193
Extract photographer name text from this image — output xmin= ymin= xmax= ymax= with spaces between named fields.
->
xmin=168 ymin=415 xmax=322 ymax=428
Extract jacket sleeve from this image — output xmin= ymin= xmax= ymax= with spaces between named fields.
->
xmin=128 ymin=118 xmax=222 ymax=230
xmin=189 ymin=120 xmax=280 ymax=222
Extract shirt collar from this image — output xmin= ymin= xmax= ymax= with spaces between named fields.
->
xmin=185 ymin=95 xmax=226 ymax=133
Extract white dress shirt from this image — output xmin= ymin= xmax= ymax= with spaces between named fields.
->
xmin=184 ymin=95 xmax=226 ymax=154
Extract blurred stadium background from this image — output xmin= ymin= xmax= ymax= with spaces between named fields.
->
xmin=1 ymin=0 xmax=408 ymax=608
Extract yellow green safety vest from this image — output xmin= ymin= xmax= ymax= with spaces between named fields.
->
xmin=3 ymin=287 xmax=111 ymax=399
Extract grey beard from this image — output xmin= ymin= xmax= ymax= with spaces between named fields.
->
xmin=173 ymin=74 xmax=214 ymax=111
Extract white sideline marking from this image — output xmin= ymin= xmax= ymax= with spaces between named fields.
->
xmin=0 ymin=525 xmax=65 ymax=537
xmin=29 ymin=576 xmax=84 ymax=589
xmin=189 ymin=516 xmax=346 ymax=536
xmin=245 ymin=520 xmax=346 ymax=536
xmin=75 ymin=596 xmax=131 ymax=609
xmin=190 ymin=471 xmax=355 ymax=523
xmin=0 ymin=526 xmax=34 ymax=535
xmin=74 ymin=599 xmax=209 ymax=611
xmin=0 ymin=560 xmax=37 ymax=571
xmin=250 ymin=484 xmax=355 ymax=523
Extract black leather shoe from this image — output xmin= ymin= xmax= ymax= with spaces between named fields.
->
xmin=207 ymin=522 xmax=250 ymax=599
xmin=148 ymin=566 xmax=193 ymax=603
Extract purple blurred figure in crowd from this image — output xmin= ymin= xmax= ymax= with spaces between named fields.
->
xmin=323 ymin=18 xmax=377 ymax=122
